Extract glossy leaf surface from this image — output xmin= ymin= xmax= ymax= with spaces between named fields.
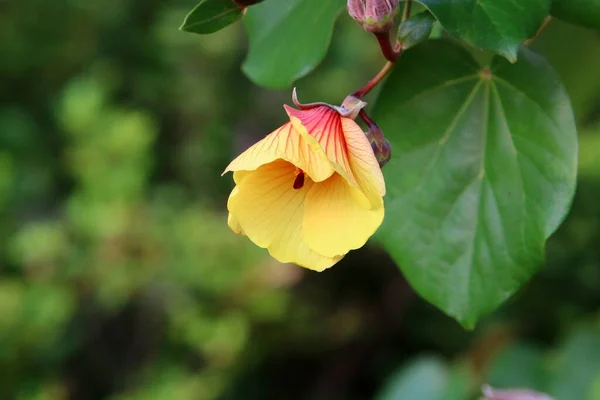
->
xmin=373 ymin=40 xmax=577 ymax=327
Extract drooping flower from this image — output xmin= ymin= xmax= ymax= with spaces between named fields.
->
xmin=222 ymin=100 xmax=386 ymax=271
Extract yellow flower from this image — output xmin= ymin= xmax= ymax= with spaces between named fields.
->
xmin=223 ymin=104 xmax=386 ymax=271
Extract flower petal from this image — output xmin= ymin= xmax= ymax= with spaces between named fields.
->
xmin=341 ymin=117 xmax=386 ymax=207
xmin=228 ymin=212 xmax=244 ymax=234
xmin=227 ymin=186 xmax=244 ymax=234
xmin=229 ymin=160 xmax=342 ymax=271
xmin=303 ymin=173 xmax=384 ymax=258
xmin=285 ymin=105 xmax=359 ymax=188
xmin=285 ymin=105 xmax=385 ymax=208
xmin=233 ymin=170 xmax=251 ymax=184
xmin=223 ymin=122 xmax=334 ymax=182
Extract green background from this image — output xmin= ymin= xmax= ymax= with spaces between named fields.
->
xmin=1 ymin=0 xmax=600 ymax=399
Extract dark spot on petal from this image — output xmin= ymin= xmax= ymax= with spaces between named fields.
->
xmin=293 ymin=171 xmax=305 ymax=190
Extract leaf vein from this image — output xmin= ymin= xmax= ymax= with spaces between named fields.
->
xmin=184 ymin=7 xmax=240 ymax=29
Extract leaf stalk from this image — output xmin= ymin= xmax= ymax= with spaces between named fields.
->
xmin=352 ymin=0 xmax=412 ymax=98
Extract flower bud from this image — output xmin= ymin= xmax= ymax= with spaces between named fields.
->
xmin=371 ymin=136 xmax=391 ymax=167
xmin=347 ymin=0 xmax=399 ymax=33
xmin=480 ymin=385 xmax=555 ymax=400
xmin=361 ymin=112 xmax=391 ymax=167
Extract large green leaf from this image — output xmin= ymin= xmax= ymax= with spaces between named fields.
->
xmin=551 ymin=0 xmax=600 ymax=30
xmin=180 ymin=0 xmax=244 ymax=35
xmin=242 ymin=0 xmax=344 ymax=89
xmin=373 ymin=40 xmax=577 ymax=328
xmin=418 ymin=0 xmax=551 ymax=61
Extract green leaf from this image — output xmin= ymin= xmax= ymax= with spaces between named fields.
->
xmin=531 ymin=20 xmax=600 ymax=121
xmin=579 ymin=127 xmax=600 ymax=177
xmin=546 ymin=328 xmax=600 ymax=400
xmin=375 ymin=356 xmax=449 ymax=400
xmin=551 ymin=0 xmax=600 ymax=30
xmin=180 ymin=0 xmax=243 ymax=35
xmin=486 ymin=344 xmax=547 ymax=390
xmin=373 ymin=40 xmax=577 ymax=328
xmin=417 ymin=0 xmax=551 ymax=61
xmin=242 ymin=0 xmax=344 ymax=89
xmin=397 ymin=11 xmax=437 ymax=50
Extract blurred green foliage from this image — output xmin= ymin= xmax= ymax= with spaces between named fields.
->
xmin=0 ymin=0 xmax=600 ymax=399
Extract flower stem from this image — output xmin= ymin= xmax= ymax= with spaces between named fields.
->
xmin=352 ymin=61 xmax=394 ymax=98
xmin=375 ymin=32 xmax=398 ymax=62
xmin=359 ymin=110 xmax=383 ymax=141
xmin=353 ymin=0 xmax=414 ymax=98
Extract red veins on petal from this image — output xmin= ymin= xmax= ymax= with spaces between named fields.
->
xmin=284 ymin=105 xmax=356 ymax=185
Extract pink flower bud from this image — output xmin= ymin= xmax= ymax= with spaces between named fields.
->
xmin=481 ymin=385 xmax=555 ymax=400
xmin=347 ymin=0 xmax=399 ymax=33
xmin=361 ymin=111 xmax=391 ymax=167
xmin=372 ymin=137 xmax=391 ymax=167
